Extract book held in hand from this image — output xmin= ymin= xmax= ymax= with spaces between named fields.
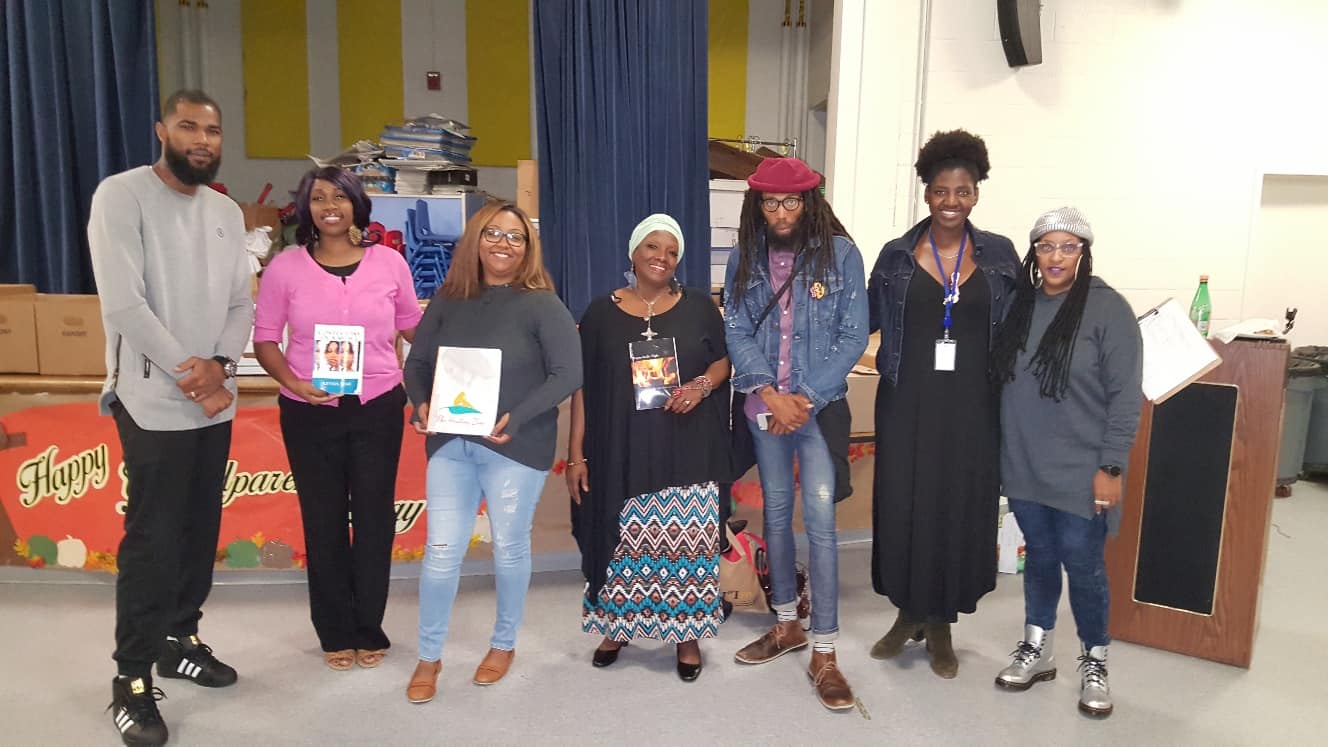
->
xmin=629 ymin=338 xmax=680 ymax=411
xmin=312 ymin=324 xmax=365 ymax=395
xmin=428 ymin=346 xmax=502 ymax=435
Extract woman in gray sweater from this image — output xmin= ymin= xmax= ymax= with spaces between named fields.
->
xmin=989 ymin=208 xmax=1142 ymax=718
xmin=401 ymin=202 xmax=582 ymax=704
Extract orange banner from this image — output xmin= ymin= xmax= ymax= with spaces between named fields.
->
xmin=1 ymin=403 xmax=430 ymax=572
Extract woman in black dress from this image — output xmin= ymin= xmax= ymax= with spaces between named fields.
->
xmin=867 ymin=130 xmax=1020 ymax=678
xmin=566 ymin=214 xmax=733 ymax=681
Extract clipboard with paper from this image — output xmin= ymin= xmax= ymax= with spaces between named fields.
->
xmin=1137 ymin=298 xmax=1222 ymax=403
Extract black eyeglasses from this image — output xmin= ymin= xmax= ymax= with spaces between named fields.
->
xmin=760 ymin=196 xmax=803 ymax=213
xmin=481 ymin=226 xmax=528 ymax=248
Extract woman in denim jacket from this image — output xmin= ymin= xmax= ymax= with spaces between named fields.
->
xmin=724 ymin=157 xmax=868 ymax=711
xmin=866 ymin=130 xmax=1020 ymax=678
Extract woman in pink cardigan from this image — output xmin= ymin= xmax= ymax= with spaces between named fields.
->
xmin=253 ymin=167 xmax=422 ymax=672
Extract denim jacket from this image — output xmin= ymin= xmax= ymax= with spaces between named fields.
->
xmin=869 ymin=217 xmax=1020 ymax=385
xmin=724 ymin=234 xmax=869 ymax=412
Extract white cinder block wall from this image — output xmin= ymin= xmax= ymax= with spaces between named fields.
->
xmin=831 ymin=0 xmax=1328 ymax=342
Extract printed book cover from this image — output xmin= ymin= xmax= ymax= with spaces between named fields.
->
xmin=428 ymin=346 xmax=502 ymax=435
xmin=629 ymin=338 xmax=680 ymax=411
xmin=312 ymin=324 xmax=365 ymax=395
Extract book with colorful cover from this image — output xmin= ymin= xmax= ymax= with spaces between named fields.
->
xmin=427 ymin=346 xmax=502 ymax=435
xmin=311 ymin=324 xmax=365 ymax=395
xmin=629 ymin=338 xmax=680 ymax=411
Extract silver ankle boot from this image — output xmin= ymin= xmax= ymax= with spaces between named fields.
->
xmin=995 ymin=624 xmax=1056 ymax=690
xmin=1077 ymin=644 xmax=1112 ymax=717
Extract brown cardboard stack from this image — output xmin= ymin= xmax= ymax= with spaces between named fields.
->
xmin=240 ymin=203 xmax=282 ymax=233
xmin=516 ymin=160 xmax=539 ymax=218
xmin=34 ymin=294 xmax=106 ymax=376
xmin=0 ymin=284 xmax=39 ymax=373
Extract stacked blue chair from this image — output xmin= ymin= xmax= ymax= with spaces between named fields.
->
xmin=404 ymin=199 xmax=456 ymax=299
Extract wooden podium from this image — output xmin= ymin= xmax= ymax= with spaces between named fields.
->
xmin=1106 ymin=338 xmax=1289 ymax=667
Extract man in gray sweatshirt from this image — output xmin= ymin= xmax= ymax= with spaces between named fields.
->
xmin=88 ymin=89 xmax=253 ymax=747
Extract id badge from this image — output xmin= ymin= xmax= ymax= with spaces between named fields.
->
xmin=934 ymin=338 xmax=957 ymax=372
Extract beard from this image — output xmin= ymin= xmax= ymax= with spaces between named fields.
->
xmin=766 ymin=218 xmax=809 ymax=252
xmin=163 ymin=142 xmax=221 ymax=186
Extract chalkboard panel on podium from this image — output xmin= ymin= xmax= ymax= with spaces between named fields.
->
xmin=1133 ymin=383 xmax=1236 ymax=614
xmin=1106 ymin=338 xmax=1288 ymax=667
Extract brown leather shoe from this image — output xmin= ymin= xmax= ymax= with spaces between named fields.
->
xmin=406 ymin=660 xmax=441 ymax=704
xmin=734 ymin=620 xmax=808 ymax=664
xmin=808 ymin=650 xmax=855 ymax=711
xmin=472 ymin=648 xmax=515 ymax=685
xmin=924 ymin=623 xmax=959 ymax=679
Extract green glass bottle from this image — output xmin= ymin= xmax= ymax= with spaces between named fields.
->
xmin=1189 ymin=275 xmax=1212 ymax=337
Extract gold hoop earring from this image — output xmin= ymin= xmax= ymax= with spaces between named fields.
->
xmin=348 ymin=225 xmax=363 ymax=245
xmin=1030 ymin=263 xmax=1042 ymax=289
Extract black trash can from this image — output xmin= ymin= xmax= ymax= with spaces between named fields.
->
xmin=1278 ymin=356 xmax=1325 ymax=489
xmin=1294 ymin=346 xmax=1328 ymax=476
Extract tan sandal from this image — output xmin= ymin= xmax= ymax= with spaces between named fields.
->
xmin=406 ymin=660 xmax=442 ymax=704
xmin=356 ymin=649 xmax=388 ymax=668
xmin=324 ymin=649 xmax=355 ymax=671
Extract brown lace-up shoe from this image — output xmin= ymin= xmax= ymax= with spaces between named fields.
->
xmin=808 ymin=650 xmax=855 ymax=711
xmin=734 ymin=620 xmax=808 ymax=664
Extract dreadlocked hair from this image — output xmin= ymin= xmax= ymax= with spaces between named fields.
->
xmin=729 ymin=187 xmax=852 ymax=303
xmin=915 ymin=129 xmax=991 ymax=184
xmin=990 ymin=242 xmax=1094 ymax=401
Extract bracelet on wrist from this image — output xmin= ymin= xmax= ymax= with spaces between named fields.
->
xmin=566 ymin=457 xmax=588 ymax=467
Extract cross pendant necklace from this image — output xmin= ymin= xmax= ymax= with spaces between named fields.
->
xmin=637 ymin=289 xmax=662 ymax=340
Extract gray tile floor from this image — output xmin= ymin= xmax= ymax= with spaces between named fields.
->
xmin=5 ymin=482 xmax=1326 ymax=746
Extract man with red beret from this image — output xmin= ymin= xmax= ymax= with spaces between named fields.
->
xmin=723 ymin=157 xmax=868 ymax=710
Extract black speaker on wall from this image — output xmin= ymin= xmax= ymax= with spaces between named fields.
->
xmin=998 ymin=0 xmax=1043 ymax=67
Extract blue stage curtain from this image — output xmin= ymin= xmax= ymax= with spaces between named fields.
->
xmin=534 ymin=0 xmax=711 ymax=319
xmin=1 ymin=0 xmax=159 ymax=293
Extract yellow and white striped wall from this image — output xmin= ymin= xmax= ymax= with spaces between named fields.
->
xmin=154 ymin=0 xmax=785 ymax=200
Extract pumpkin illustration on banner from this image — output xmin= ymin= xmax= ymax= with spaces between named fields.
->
xmin=260 ymin=539 xmax=294 ymax=569
xmin=57 ymin=536 xmax=88 ymax=568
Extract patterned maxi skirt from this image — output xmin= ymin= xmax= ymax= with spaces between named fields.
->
xmin=582 ymin=481 xmax=723 ymax=643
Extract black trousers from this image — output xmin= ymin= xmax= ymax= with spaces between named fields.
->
xmin=111 ymin=401 xmax=232 ymax=677
xmin=278 ymin=386 xmax=406 ymax=652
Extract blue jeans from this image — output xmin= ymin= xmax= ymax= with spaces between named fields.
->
xmin=417 ymin=438 xmax=548 ymax=662
xmin=749 ymin=415 xmax=839 ymax=637
xmin=1009 ymin=498 xmax=1110 ymax=648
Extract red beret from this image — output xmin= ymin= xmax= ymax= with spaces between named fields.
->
xmin=747 ymin=157 xmax=821 ymax=192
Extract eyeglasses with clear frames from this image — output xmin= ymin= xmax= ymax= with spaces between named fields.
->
xmin=760 ymin=196 xmax=803 ymax=213
xmin=1033 ymin=241 xmax=1084 ymax=256
xmin=481 ymin=226 xmax=528 ymax=248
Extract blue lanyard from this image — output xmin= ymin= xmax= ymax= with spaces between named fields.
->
xmin=928 ymin=228 xmax=967 ymax=338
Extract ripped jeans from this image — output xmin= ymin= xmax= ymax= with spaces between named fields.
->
xmin=749 ymin=415 xmax=840 ymax=637
xmin=417 ymin=438 xmax=548 ymax=662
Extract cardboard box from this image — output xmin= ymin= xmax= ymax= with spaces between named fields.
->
xmin=34 ymin=294 xmax=107 ymax=376
xmin=240 ymin=203 xmax=282 ymax=233
xmin=0 ymin=284 xmax=39 ymax=373
xmin=516 ymin=160 xmax=538 ymax=218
